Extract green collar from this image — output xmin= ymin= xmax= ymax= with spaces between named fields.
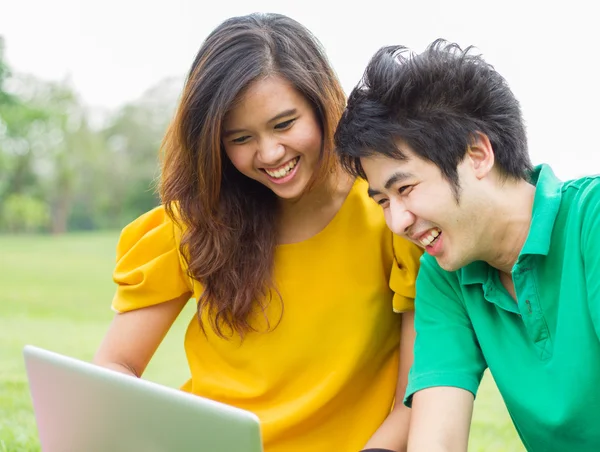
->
xmin=520 ymin=164 xmax=562 ymax=257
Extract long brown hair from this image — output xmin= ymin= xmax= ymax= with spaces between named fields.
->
xmin=160 ymin=13 xmax=346 ymax=337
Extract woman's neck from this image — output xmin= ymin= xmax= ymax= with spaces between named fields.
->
xmin=276 ymin=169 xmax=354 ymax=245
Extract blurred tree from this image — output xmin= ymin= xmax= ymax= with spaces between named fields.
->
xmin=0 ymin=37 xmax=182 ymax=233
xmin=0 ymin=40 xmax=51 ymax=231
xmin=1 ymin=193 xmax=49 ymax=233
xmin=100 ymin=77 xmax=181 ymax=226
xmin=0 ymin=36 xmax=10 ymax=102
xmin=2 ymin=74 xmax=90 ymax=233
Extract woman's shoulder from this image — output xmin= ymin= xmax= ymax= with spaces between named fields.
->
xmin=112 ymin=205 xmax=193 ymax=313
xmin=116 ymin=204 xmax=185 ymax=263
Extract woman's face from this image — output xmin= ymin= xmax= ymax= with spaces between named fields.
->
xmin=222 ymin=75 xmax=323 ymax=202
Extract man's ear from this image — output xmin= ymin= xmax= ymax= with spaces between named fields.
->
xmin=467 ymin=132 xmax=495 ymax=179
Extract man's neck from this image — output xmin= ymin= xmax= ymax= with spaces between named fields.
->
xmin=481 ymin=179 xmax=537 ymax=274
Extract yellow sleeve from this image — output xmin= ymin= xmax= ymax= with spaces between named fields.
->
xmin=111 ymin=206 xmax=193 ymax=313
xmin=390 ymin=233 xmax=423 ymax=313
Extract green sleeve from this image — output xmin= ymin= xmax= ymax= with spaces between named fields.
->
xmin=404 ymin=255 xmax=487 ymax=407
xmin=582 ymin=179 xmax=600 ymax=332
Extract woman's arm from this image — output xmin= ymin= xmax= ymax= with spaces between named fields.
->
xmin=361 ymin=311 xmax=415 ymax=452
xmin=93 ymin=293 xmax=190 ymax=377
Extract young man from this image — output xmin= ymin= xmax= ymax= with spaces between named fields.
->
xmin=335 ymin=40 xmax=600 ymax=452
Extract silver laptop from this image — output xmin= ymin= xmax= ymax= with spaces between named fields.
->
xmin=23 ymin=345 xmax=263 ymax=452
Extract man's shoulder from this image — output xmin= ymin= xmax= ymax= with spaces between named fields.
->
xmin=561 ymin=173 xmax=600 ymax=198
xmin=560 ymin=173 xmax=600 ymax=218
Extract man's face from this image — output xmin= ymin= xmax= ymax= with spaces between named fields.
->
xmin=361 ymin=146 xmax=484 ymax=272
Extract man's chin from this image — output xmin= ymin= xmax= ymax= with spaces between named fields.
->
xmin=436 ymin=256 xmax=463 ymax=272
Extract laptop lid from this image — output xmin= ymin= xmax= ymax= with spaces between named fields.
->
xmin=23 ymin=345 xmax=263 ymax=452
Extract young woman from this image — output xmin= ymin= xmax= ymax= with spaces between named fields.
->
xmin=93 ymin=13 xmax=422 ymax=452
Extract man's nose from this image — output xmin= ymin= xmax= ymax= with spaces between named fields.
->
xmin=387 ymin=200 xmax=415 ymax=236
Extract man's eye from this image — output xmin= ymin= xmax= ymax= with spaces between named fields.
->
xmin=231 ymin=135 xmax=250 ymax=144
xmin=398 ymin=185 xmax=413 ymax=195
xmin=377 ymin=198 xmax=389 ymax=206
xmin=274 ymin=119 xmax=296 ymax=130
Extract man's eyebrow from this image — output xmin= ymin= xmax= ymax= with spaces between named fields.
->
xmin=367 ymin=171 xmax=413 ymax=198
xmin=222 ymin=109 xmax=297 ymax=138
xmin=367 ymin=187 xmax=381 ymax=198
xmin=384 ymin=171 xmax=413 ymax=189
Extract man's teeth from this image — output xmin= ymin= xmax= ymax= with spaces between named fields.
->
xmin=265 ymin=158 xmax=298 ymax=178
xmin=420 ymin=228 xmax=441 ymax=247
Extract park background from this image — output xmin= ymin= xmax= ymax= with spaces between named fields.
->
xmin=1 ymin=0 xmax=598 ymax=450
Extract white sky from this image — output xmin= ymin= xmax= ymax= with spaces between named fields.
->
xmin=1 ymin=0 xmax=598 ymax=180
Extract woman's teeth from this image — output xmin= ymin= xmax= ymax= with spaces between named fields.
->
xmin=420 ymin=228 xmax=441 ymax=247
xmin=264 ymin=157 xmax=299 ymax=178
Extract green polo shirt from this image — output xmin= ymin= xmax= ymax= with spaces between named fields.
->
xmin=405 ymin=164 xmax=600 ymax=451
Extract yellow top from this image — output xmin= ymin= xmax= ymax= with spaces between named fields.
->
xmin=111 ymin=179 xmax=422 ymax=452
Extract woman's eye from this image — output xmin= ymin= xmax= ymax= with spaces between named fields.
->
xmin=231 ymin=135 xmax=250 ymax=144
xmin=274 ymin=119 xmax=296 ymax=130
xmin=398 ymin=185 xmax=413 ymax=195
xmin=377 ymin=198 xmax=389 ymax=207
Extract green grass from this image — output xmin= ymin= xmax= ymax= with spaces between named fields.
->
xmin=0 ymin=233 xmax=524 ymax=451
